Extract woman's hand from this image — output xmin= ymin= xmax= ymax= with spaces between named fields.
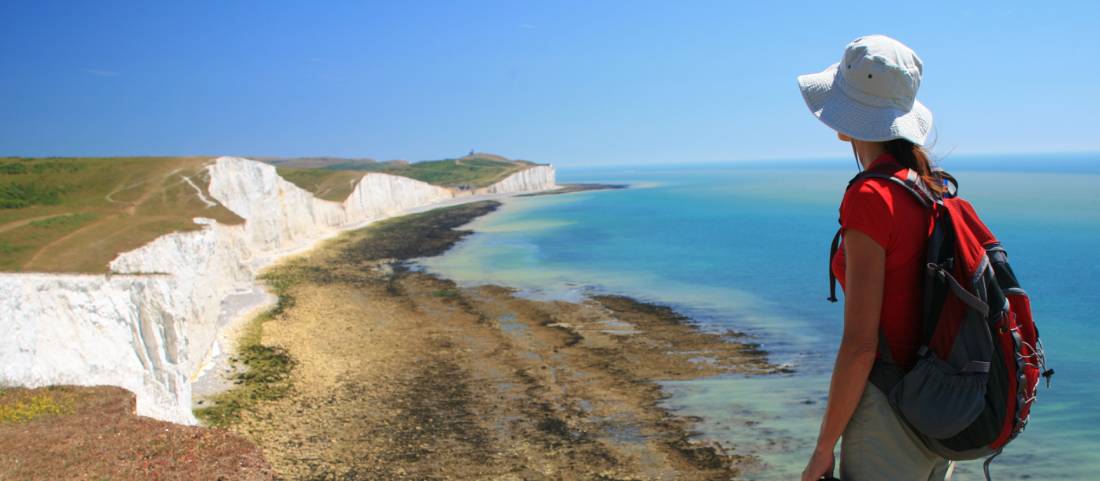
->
xmin=801 ymin=446 xmax=835 ymax=481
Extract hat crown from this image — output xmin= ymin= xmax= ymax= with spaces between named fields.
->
xmin=838 ymin=35 xmax=923 ymax=110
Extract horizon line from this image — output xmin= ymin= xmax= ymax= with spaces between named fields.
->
xmin=2 ymin=149 xmax=1097 ymax=167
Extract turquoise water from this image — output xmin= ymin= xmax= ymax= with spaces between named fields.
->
xmin=418 ymin=154 xmax=1100 ymax=480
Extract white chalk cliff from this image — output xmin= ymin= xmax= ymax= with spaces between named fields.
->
xmin=0 ymin=157 xmax=556 ymax=424
xmin=475 ymin=165 xmax=556 ymax=195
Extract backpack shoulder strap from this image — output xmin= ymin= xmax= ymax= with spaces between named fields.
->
xmin=848 ymin=166 xmax=938 ymax=209
xmin=827 ymin=165 xmax=940 ymax=303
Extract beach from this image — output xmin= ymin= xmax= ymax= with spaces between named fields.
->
xmin=207 ymin=198 xmax=783 ymax=480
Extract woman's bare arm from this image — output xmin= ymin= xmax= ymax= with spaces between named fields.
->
xmin=802 ymin=228 xmax=885 ymax=480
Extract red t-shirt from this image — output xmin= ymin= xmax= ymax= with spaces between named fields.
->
xmin=831 ymin=153 xmax=932 ymax=368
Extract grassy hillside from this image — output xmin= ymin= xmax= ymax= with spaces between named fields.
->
xmin=274 ymin=168 xmax=365 ymax=202
xmin=381 ymin=155 xmax=537 ymax=189
xmin=274 ymin=153 xmax=539 ymax=197
xmin=1 ymin=153 xmax=541 ymax=273
xmin=0 ymin=157 xmax=242 ymax=273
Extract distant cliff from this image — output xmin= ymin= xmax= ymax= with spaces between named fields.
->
xmin=0 ymin=157 xmax=556 ymax=424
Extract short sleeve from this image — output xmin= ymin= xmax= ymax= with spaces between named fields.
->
xmin=840 ymin=179 xmax=893 ymax=250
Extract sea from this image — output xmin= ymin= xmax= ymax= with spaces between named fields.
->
xmin=417 ymin=153 xmax=1100 ymax=480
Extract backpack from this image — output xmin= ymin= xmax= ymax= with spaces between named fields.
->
xmin=826 ymin=163 xmax=1054 ymax=480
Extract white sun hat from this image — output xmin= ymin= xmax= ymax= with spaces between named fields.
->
xmin=798 ymin=34 xmax=933 ymax=145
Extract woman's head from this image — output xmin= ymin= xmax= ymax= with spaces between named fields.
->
xmin=799 ymin=35 xmax=942 ymax=193
xmin=797 ymin=35 xmax=933 ymax=146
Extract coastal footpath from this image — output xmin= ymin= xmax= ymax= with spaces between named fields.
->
xmin=0 ymin=157 xmax=557 ymax=424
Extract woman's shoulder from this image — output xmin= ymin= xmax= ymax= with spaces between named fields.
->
xmin=842 ymin=172 xmax=920 ymax=213
xmin=842 ymin=177 xmax=894 ymax=211
xmin=839 ymin=174 xmax=918 ymax=250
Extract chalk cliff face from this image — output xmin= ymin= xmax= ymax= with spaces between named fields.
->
xmin=0 ymin=274 xmax=191 ymax=423
xmin=207 ymin=157 xmax=347 ymax=254
xmin=0 ymin=157 xmax=556 ymax=424
xmin=475 ymin=165 xmax=557 ymax=195
xmin=344 ymin=173 xmax=456 ymax=222
xmin=207 ymin=158 xmax=461 ymax=255
xmin=0 ymin=221 xmax=255 ymax=424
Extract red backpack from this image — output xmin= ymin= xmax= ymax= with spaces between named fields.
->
xmin=827 ymin=164 xmax=1053 ymax=480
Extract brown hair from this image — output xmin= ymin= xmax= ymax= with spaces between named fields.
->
xmin=883 ymin=138 xmax=945 ymax=195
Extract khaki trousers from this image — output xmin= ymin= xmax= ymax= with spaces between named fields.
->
xmin=840 ymin=383 xmax=953 ymax=481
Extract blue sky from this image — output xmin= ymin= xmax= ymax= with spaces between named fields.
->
xmin=1 ymin=1 xmax=1097 ymax=166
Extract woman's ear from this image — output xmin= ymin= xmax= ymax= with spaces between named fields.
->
xmin=837 ymin=132 xmax=853 ymax=142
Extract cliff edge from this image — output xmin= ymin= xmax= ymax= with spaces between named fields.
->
xmin=0 ymin=157 xmax=556 ymax=424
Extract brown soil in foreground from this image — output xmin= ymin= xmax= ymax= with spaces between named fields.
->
xmin=0 ymin=385 xmax=273 ymax=481
xmin=216 ymin=200 xmax=781 ymax=480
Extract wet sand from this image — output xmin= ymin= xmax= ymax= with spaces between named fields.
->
xmin=518 ymin=183 xmax=629 ymax=197
xmin=221 ymin=200 xmax=781 ymax=480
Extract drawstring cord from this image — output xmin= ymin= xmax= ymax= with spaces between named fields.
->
xmin=983 ymin=449 xmax=1002 ymax=481
xmin=852 ymin=143 xmax=862 ymax=172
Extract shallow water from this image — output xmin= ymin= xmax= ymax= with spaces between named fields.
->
xmin=418 ymin=153 xmax=1100 ymax=480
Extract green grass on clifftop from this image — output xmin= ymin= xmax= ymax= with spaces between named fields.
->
xmin=379 ymin=155 xmax=536 ymax=188
xmin=274 ymin=168 xmax=365 ymax=202
xmin=0 ymin=157 xmax=242 ymax=273
xmin=274 ymin=153 xmax=539 ymax=197
xmin=2 ymin=153 xmax=539 ymax=273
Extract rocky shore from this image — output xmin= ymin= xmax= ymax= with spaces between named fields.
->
xmin=205 ymin=199 xmax=781 ymax=480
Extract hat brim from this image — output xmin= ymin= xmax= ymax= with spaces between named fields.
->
xmin=798 ymin=63 xmax=933 ymax=145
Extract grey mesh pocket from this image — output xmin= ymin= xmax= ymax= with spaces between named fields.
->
xmin=888 ymin=351 xmax=988 ymax=439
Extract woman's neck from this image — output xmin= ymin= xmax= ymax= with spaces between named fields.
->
xmin=852 ymin=140 xmax=887 ymax=169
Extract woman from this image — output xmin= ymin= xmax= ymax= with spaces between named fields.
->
xmin=796 ymin=35 xmax=952 ymax=481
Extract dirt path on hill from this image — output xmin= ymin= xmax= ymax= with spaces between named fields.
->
xmin=217 ymin=200 xmax=780 ymax=481
xmin=0 ymin=214 xmax=62 ymax=234
xmin=21 ymin=216 xmax=113 ymax=270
